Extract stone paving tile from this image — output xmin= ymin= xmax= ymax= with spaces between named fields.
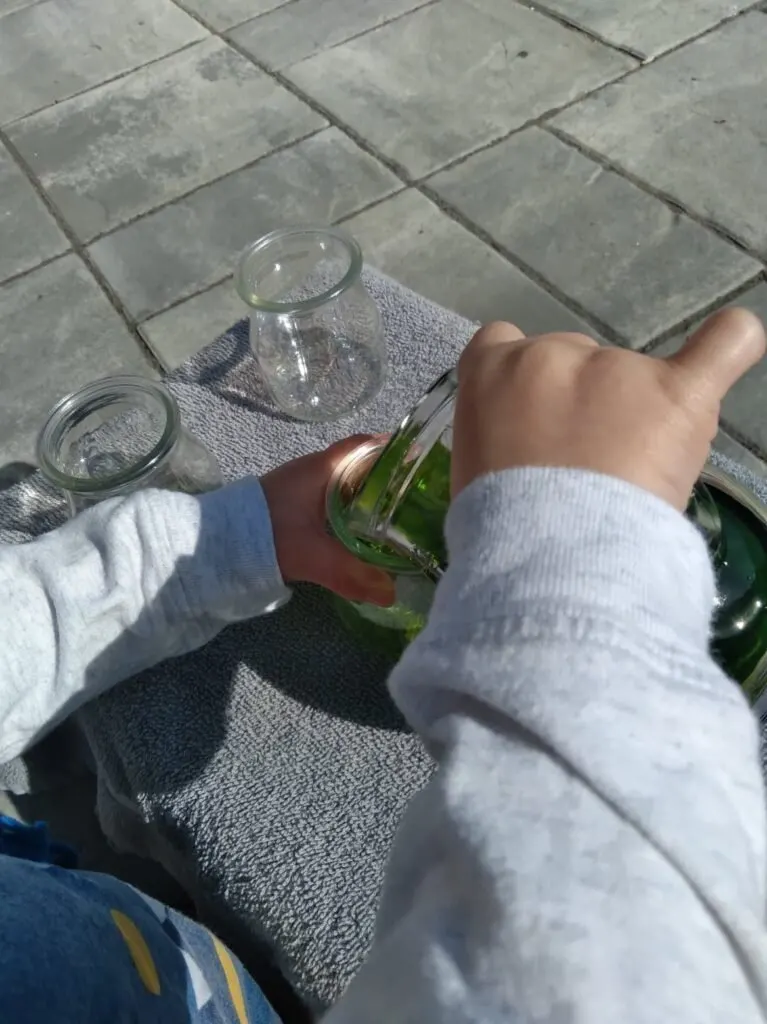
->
xmin=552 ymin=13 xmax=767 ymax=257
xmin=140 ymin=189 xmax=601 ymax=371
xmin=0 ymin=141 xmax=68 ymax=283
xmin=0 ymin=0 xmax=207 ymax=125
xmin=140 ymin=281 xmax=246 ymax=370
xmin=430 ymin=128 xmax=761 ymax=347
xmin=0 ymin=0 xmax=40 ymax=14
xmin=533 ymin=0 xmax=754 ymax=60
xmin=178 ymin=0 xmax=292 ymax=30
xmin=341 ymin=189 xmax=598 ymax=335
xmin=7 ymin=38 xmax=324 ymax=242
xmin=651 ymin=281 xmax=767 ymax=454
xmin=230 ymin=0 xmax=432 ymax=70
xmin=0 ymin=255 xmax=153 ymax=465
xmin=89 ymin=128 xmax=399 ymax=320
xmin=286 ymin=0 xmax=634 ymax=178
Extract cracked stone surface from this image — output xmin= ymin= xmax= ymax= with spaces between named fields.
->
xmin=0 ymin=0 xmax=766 ymax=466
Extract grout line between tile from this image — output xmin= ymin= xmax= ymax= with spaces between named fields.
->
xmin=420 ymin=1 xmax=765 ymax=186
xmin=545 ymin=123 xmax=767 ymax=266
xmin=134 ymin=186 xmax=409 ymax=325
xmin=207 ymin=24 xmax=630 ymax=336
xmin=417 ymin=180 xmax=623 ymax=342
xmin=84 ymin=126 xmax=326 ymax=245
xmin=0 ymin=0 xmax=49 ymax=20
xmin=161 ymin=0 xmax=767 ymax=342
xmin=171 ymin=0 xmax=304 ymax=32
xmin=510 ymin=0 xmax=764 ymax=62
xmin=507 ymin=0 xmax=645 ymax=59
xmin=0 ymin=38 xmax=209 ymax=131
xmin=137 ymin=274 xmax=236 ymax=327
xmin=0 ymin=128 xmax=164 ymax=373
xmin=222 ymin=0 xmax=442 ymax=69
xmin=0 ymin=249 xmax=72 ymax=291
xmin=333 ymin=185 xmax=409 ymax=227
xmin=4 ymin=0 xmax=758 ymax=376
xmin=638 ymin=270 xmax=767 ymax=354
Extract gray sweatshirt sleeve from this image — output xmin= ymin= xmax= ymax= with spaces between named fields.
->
xmin=0 ymin=478 xmax=290 ymax=763
xmin=327 ymin=468 xmax=767 ymax=1024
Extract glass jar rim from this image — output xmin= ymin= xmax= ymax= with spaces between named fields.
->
xmin=326 ymin=440 xmax=421 ymax=574
xmin=36 ymin=375 xmax=180 ymax=495
xmin=350 ymin=368 xmax=457 ymax=540
xmin=234 ymin=225 xmax=363 ymax=316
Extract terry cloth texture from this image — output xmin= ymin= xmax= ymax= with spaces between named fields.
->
xmin=0 ymin=268 xmax=764 ymax=1011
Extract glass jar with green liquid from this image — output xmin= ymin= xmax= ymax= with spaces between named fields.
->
xmin=326 ymin=369 xmax=767 ymax=705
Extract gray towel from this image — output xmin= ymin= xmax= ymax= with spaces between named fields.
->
xmin=0 ymin=269 xmax=766 ymax=1015
xmin=0 ymin=269 xmax=475 ymax=1014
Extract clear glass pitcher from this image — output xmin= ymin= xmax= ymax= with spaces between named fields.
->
xmin=327 ymin=367 xmax=767 ymax=699
xmin=235 ymin=226 xmax=386 ymax=422
xmin=36 ymin=375 xmax=223 ymax=515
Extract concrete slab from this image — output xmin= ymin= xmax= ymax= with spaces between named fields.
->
xmin=341 ymin=189 xmax=599 ymax=335
xmin=178 ymin=0 xmax=292 ymax=31
xmin=229 ymin=0 xmax=432 ymax=70
xmin=7 ymin=38 xmax=325 ymax=241
xmin=430 ymin=128 xmax=761 ymax=347
xmin=0 ymin=255 xmax=153 ymax=465
xmin=286 ymin=0 xmax=634 ymax=178
xmin=140 ymin=281 xmax=246 ymax=370
xmin=0 ymin=0 xmax=40 ymax=14
xmin=0 ymin=0 xmax=207 ymax=125
xmin=533 ymin=0 xmax=754 ymax=59
xmin=88 ymin=128 xmax=399 ymax=320
xmin=552 ymin=13 xmax=767 ymax=257
xmin=0 ymin=141 xmax=68 ymax=283
xmin=650 ymin=281 xmax=767 ymax=455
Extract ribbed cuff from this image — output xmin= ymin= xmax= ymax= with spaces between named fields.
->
xmin=194 ymin=477 xmax=292 ymax=615
xmin=431 ymin=468 xmax=715 ymax=652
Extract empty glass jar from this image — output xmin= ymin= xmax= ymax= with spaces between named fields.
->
xmin=235 ymin=226 xmax=386 ymax=422
xmin=36 ymin=375 xmax=223 ymax=515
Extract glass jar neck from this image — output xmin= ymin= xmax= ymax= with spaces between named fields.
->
xmin=235 ymin=226 xmax=363 ymax=316
xmin=346 ymin=368 xmax=457 ymax=544
xmin=36 ymin=376 xmax=180 ymax=499
xmin=326 ymin=440 xmax=418 ymax=574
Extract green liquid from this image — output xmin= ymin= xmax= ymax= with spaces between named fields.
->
xmin=344 ymin=442 xmax=767 ymax=697
xmin=352 ymin=436 xmax=452 ymax=572
xmin=331 ymin=572 xmax=433 ymax=660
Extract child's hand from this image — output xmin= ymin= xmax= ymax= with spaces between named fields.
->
xmin=261 ymin=437 xmax=396 ymax=607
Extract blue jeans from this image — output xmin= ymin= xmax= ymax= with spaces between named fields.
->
xmin=0 ymin=815 xmax=280 ymax=1023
